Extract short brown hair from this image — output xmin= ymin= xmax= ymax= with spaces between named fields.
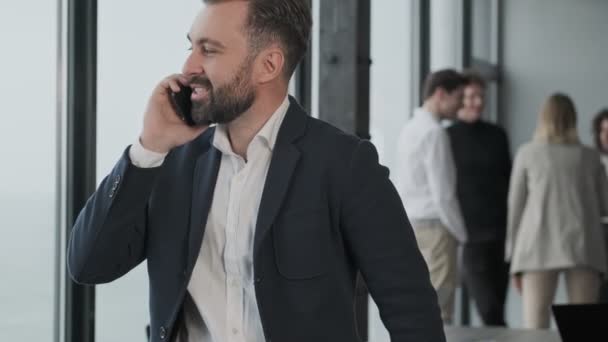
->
xmin=203 ymin=0 xmax=312 ymax=78
xmin=592 ymin=108 xmax=608 ymax=151
xmin=534 ymin=93 xmax=579 ymax=144
xmin=422 ymin=69 xmax=468 ymax=100
xmin=462 ymin=69 xmax=486 ymax=89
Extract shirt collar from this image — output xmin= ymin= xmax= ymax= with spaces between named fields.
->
xmin=255 ymin=96 xmax=290 ymax=151
xmin=414 ymin=107 xmax=442 ymax=126
xmin=212 ymin=96 xmax=290 ymax=155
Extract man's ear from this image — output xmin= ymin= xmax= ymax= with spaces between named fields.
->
xmin=436 ymin=87 xmax=447 ymax=100
xmin=254 ymin=46 xmax=285 ymax=84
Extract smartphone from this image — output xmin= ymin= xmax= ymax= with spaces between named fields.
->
xmin=169 ymin=85 xmax=195 ymax=126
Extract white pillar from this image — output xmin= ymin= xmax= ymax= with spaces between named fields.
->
xmin=430 ymin=0 xmax=463 ymax=70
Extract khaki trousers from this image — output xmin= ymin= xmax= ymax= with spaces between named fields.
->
xmin=521 ymin=268 xmax=601 ymax=329
xmin=413 ymin=221 xmax=458 ymax=324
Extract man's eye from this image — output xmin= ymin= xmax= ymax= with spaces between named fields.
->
xmin=203 ymin=48 xmax=215 ymax=54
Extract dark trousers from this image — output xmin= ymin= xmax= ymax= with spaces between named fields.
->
xmin=600 ymin=224 xmax=608 ymax=303
xmin=462 ymin=240 xmax=509 ymax=326
xmin=599 ymin=281 xmax=608 ymax=303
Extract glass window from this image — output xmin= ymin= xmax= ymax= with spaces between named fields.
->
xmin=469 ymin=0 xmax=500 ymax=123
xmin=367 ymin=1 xmax=415 ymax=341
xmin=96 ymin=1 xmax=200 ymax=340
xmin=0 ymin=1 xmax=58 ymax=340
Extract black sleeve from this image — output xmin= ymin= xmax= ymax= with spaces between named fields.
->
xmin=340 ymin=140 xmax=446 ymax=342
xmin=499 ymin=127 xmax=513 ymax=194
xmin=504 ymin=129 xmax=512 ymax=172
xmin=67 ymin=147 xmax=160 ymax=284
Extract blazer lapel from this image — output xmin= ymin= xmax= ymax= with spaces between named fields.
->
xmin=254 ymin=97 xmax=308 ymax=258
xmin=187 ymin=146 xmax=221 ymax=267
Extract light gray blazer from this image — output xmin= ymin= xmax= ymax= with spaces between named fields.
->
xmin=506 ymin=141 xmax=608 ymax=275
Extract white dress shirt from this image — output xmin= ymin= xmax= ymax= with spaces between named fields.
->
xmin=129 ymin=96 xmax=290 ymax=342
xmin=393 ymin=107 xmax=467 ymax=243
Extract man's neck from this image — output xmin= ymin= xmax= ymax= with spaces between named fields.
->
xmin=226 ymin=91 xmax=287 ymax=159
xmin=422 ymin=100 xmax=442 ymax=121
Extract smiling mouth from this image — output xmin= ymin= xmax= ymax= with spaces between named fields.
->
xmin=190 ymin=86 xmax=210 ymax=101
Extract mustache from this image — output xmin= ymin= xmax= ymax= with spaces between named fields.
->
xmin=187 ymin=75 xmax=212 ymax=89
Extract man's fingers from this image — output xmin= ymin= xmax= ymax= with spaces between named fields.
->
xmin=160 ymin=74 xmax=185 ymax=93
xmin=168 ymin=79 xmax=182 ymax=93
xmin=178 ymin=75 xmax=189 ymax=85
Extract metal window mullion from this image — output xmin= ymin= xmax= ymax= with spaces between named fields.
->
xmin=418 ymin=0 xmax=430 ymax=106
xmin=65 ymin=0 xmax=97 ymax=341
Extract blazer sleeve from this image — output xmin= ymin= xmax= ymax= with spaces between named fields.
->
xmin=505 ymin=147 xmax=528 ymax=263
xmin=340 ymin=140 xmax=446 ymax=342
xmin=67 ymin=147 xmax=161 ymax=284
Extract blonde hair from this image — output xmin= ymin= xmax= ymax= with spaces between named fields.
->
xmin=534 ymin=93 xmax=579 ymax=144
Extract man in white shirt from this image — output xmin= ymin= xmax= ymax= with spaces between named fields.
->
xmin=67 ymin=1 xmax=446 ymax=341
xmin=394 ymin=69 xmax=468 ymax=324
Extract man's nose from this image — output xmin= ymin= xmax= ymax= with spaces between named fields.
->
xmin=182 ymin=52 xmax=204 ymax=77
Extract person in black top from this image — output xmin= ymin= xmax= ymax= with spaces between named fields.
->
xmin=592 ymin=108 xmax=608 ymax=303
xmin=447 ymin=71 xmax=511 ymax=326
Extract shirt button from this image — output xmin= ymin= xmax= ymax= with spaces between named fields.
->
xmin=159 ymin=326 xmax=167 ymax=340
xmin=255 ymin=277 xmax=262 ymax=283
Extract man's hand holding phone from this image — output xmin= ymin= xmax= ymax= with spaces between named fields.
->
xmin=140 ymin=74 xmax=208 ymax=153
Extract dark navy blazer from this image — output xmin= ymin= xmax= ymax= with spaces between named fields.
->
xmin=68 ymin=97 xmax=445 ymax=342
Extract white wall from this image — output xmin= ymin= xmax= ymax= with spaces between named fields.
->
xmin=501 ymin=0 xmax=608 ymax=150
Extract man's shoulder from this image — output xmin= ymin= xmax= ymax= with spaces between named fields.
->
xmin=302 ymin=115 xmax=363 ymax=153
xmin=425 ymin=124 xmax=449 ymax=142
xmin=576 ymin=144 xmax=602 ymax=164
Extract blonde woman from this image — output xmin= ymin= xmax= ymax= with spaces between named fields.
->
xmin=506 ymin=93 xmax=608 ymax=329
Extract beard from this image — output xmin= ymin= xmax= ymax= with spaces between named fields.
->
xmin=189 ymin=60 xmax=256 ymax=125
